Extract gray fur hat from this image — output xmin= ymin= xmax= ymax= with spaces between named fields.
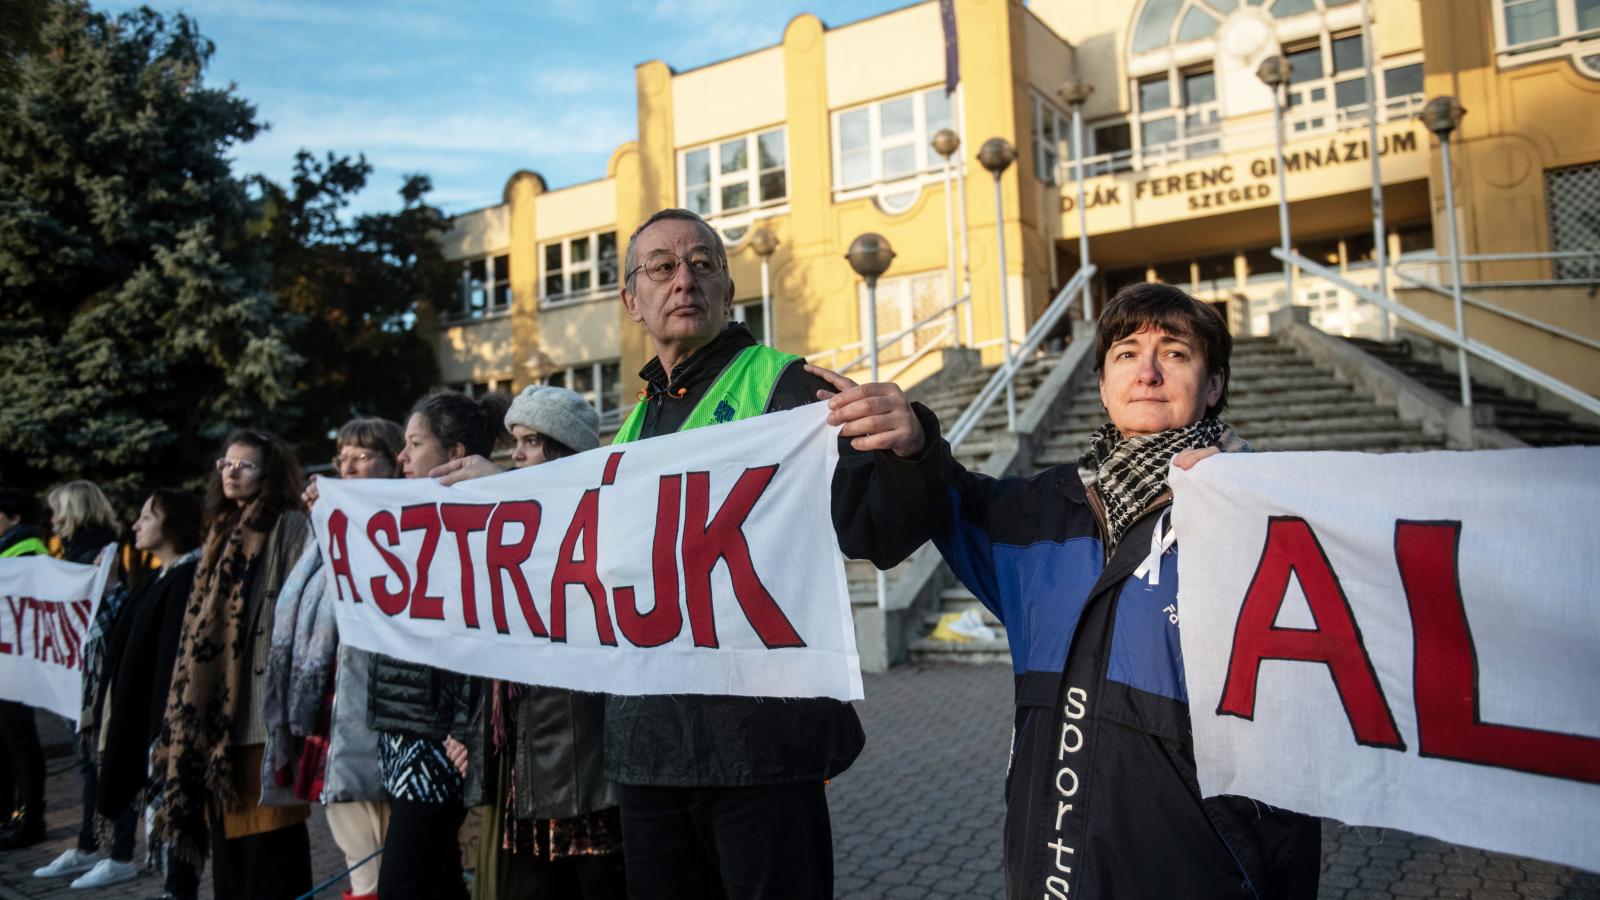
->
xmin=504 ymin=385 xmax=600 ymax=453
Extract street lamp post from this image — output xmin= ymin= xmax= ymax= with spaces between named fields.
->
xmin=1360 ymin=0 xmax=1391 ymax=339
xmin=1257 ymin=55 xmax=1294 ymax=328
xmin=932 ymin=128 xmax=965 ymax=346
xmin=846 ymin=232 xmax=896 ymax=612
xmin=750 ymin=227 xmax=779 ymax=346
xmin=1422 ymin=95 xmax=1471 ymax=409
xmin=978 ymin=137 xmax=1019 ymax=431
xmin=1057 ymin=78 xmax=1095 ymax=321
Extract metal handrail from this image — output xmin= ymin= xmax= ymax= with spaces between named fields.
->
xmin=1393 ymin=250 xmax=1600 ymax=290
xmin=808 ymin=295 xmax=972 ymax=375
xmin=1275 ymin=249 xmax=1600 ymax=417
xmin=1391 ymin=271 xmax=1600 ymax=354
xmin=946 ymin=265 xmax=1097 ymax=451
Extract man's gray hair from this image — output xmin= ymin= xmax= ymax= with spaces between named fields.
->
xmin=623 ymin=208 xmax=728 ymax=292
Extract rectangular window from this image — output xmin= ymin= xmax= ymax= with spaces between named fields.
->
xmin=1181 ymin=69 xmax=1221 ymax=158
xmin=1088 ymin=121 xmax=1133 ymax=174
xmin=679 ymin=128 xmax=787 ymax=219
xmin=541 ymin=231 xmax=618 ymax=303
xmin=1136 ymin=75 xmax=1178 ymax=157
xmin=1503 ymin=0 xmax=1560 ymax=45
xmin=856 ymin=270 xmax=945 ymax=362
xmin=1546 ymin=161 xmax=1600 ymax=279
xmin=1384 ymin=63 xmax=1424 ymax=101
xmin=832 ymin=87 xmax=962 ymax=191
xmin=542 ymin=360 xmax=621 ymax=420
xmin=492 ymin=254 xmax=511 ymax=310
xmin=1331 ymin=33 xmax=1365 ymax=74
xmin=1032 ymin=95 xmax=1066 ymax=185
xmin=466 ymin=258 xmax=488 ymax=318
xmin=733 ymin=299 xmax=767 ymax=344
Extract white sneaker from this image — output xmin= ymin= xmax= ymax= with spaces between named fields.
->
xmin=69 ymin=858 xmax=138 ymax=889
xmin=33 ymin=848 xmax=99 ymax=878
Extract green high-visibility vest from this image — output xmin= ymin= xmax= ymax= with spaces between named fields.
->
xmin=0 ymin=537 xmax=48 ymax=558
xmin=613 ymin=344 xmax=802 ymax=445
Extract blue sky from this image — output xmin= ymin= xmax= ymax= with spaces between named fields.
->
xmin=97 ymin=0 xmax=916 ymax=216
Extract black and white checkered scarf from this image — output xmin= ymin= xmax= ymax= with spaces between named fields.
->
xmin=1078 ymin=417 xmax=1229 ymax=554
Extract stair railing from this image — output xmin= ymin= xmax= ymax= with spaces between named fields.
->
xmin=807 ymin=295 xmax=971 ymax=378
xmin=1276 ymin=249 xmax=1600 ymax=418
xmin=1390 ymin=268 xmax=1600 ymax=355
xmin=946 ymin=265 xmax=1098 ymax=451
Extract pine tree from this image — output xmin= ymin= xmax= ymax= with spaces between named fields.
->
xmin=0 ymin=1 xmax=299 ymax=507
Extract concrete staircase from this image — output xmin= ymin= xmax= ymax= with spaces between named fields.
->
xmin=1346 ymin=338 xmax=1600 ymax=447
xmin=846 ymin=353 xmax=1061 ymax=638
xmin=910 ymin=332 xmax=1448 ymax=664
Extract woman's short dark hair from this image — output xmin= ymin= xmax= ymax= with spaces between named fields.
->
xmin=538 ymin=437 xmax=578 ymax=462
xmin=202 ymin=429 xmax=305 ymax=533
xmin=410 ymin=391 xmax=512 ymax=459
xmin=337 ymin=417 xmax=405 ymax=468
xmin=148 ymin=488 xmax=202 ymax=553
xmin=1094 ymin=282 xmax=1232 ymax=417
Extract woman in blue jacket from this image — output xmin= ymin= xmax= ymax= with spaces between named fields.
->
xmin=825 ymin=282 xmax=1321 ymax=899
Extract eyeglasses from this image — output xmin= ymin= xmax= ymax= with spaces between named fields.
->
xmin=333 ymin=450 xmax=379 ymax=469
xmin=626 ymin=250 xmax=723 ymax=284
xmin=215 ymin=458 xmax=260 ymax=474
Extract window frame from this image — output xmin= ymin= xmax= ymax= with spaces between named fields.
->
xmin=541 ymin=359 xmax=622 ymax=422
xmin=450 ymin=253 xmax=511 ymax=321
xmin=538 ymin=230 xmax=619 ymax=307
xmin=1492 ymin=0 xmax=1600 ymax=66
xmin=676 ymin=127 xmax=789 ymax=224
xmin=829 ymin=85 xmax=962 ymax=211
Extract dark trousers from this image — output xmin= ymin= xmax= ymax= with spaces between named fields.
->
xmin=74 ymin=743 xmax=135 ymax=859
xmin=210 ymin=821 xmax=313 ymax=900
xmin=617 ymin=782 xmax=834 ymax=900
xmin=0 ymin=701 xmax=44 ymax=825
xmin=379 ymin=795 xmax=468 ymax=900
xmin=503 ymin=847 xmax=627 ymax=900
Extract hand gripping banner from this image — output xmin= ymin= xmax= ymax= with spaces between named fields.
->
xmin=0 ymin=547 xmax=117 ymax=721
xmin=312 ymin=403 xmax=863 ymax=701
xmin=1170 ymin=446 xmax=1600 ymax=872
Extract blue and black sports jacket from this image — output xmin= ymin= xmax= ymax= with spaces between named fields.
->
xmin=834 ymin=405 xmax=1320 ymax=899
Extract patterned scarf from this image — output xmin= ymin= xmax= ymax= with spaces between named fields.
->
xmin=1078 ymin=417 xmax=1229 ymax=554
xmin=152 ymin=500 xmax=271 ymax=865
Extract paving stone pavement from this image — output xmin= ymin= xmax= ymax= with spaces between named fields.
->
xmin=4 ymin=663 xmax=1598 ymax=899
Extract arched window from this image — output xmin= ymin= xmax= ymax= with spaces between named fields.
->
xmin=1131 ymin=0 xmax=1358 ymax=54
xmin=1112 ymin=0 xmax=1420 ymax=167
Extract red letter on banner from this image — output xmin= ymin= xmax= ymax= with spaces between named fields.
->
xmin=485 ymin=501 xmax=545 ymax=637
xmin=366 ymin=511 xmax=412 ymax=616
xmin=549 ymin=490 xmax=618 ymax=646
xmin=1397 ymin=520 xmax=1600 ymax=784
xmin=615 ymin=474 xmax=685 ymax=648
xmin=681 ymin=465 xmax=804 ymax=650
xmin=326 ymin=509 xmax=363 ymax=603
xmin=400 ymin=504 xmax=444 ymax=620
xmin=1217 ymin=516 xmax=1404 ymax=750
xmin=440 ymin=503 xmax=492 ymax=629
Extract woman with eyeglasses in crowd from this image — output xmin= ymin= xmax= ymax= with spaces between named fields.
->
xmin=432 ymin=385 xmax=626 ymax=900
xmin=154 ymin=429 xmax=316 ymax=900
xmin=94 ymin=487 xmax=204 ymax=900
xmin=364 ymin=391 xmax=505 ymax=900
xmin=268 ymin=416 xmax=405 ymax=900
xmin=30 ymin=481 xmax=139 ymax=888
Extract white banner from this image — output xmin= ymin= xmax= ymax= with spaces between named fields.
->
xmin=312 ymin=403 xmax=863 ymax=701
xmin=0 ymin=548 xmax=116 ymax=722
xmin=1170 ymin=447 xmax=1600 ymax=872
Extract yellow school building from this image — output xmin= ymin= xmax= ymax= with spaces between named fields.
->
xmin=429 ymin=0 xmax=1600 ymax=420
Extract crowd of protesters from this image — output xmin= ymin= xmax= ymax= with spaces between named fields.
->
xmin=0 ymin=206 xmax=1322 ymax=900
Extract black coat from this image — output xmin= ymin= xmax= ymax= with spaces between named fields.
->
xmin=601 ymin=323 xmax=866 ymax=787
xmin=96 ymin=555 xmax=198 ymax=816
xmin=367 ymin=653 xmax=477 ymax=743
xmin=834 ymin=406 xmax=1320 ymax=899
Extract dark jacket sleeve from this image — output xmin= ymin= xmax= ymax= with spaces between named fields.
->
xmin=830 ymin=399 xmax=956 ymax=570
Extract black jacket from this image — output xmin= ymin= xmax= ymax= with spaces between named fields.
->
xmin=835 ymin=407 xmax=1320 ymax=899
xmin=602 ymin=323 xmax=866 ymax=787
xmin=97 ymin=555 xmax=199 ymax=816
xmin=367 ymin=654 xmax=478 ymax=743
xmin=463 ymin=686 xmax=616 ymax=821
xmin=62 ymin=525 xmax=117 ymax=565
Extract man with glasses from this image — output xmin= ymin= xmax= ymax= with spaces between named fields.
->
xmin=605 ymin=208 xmax=864 ymax=899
